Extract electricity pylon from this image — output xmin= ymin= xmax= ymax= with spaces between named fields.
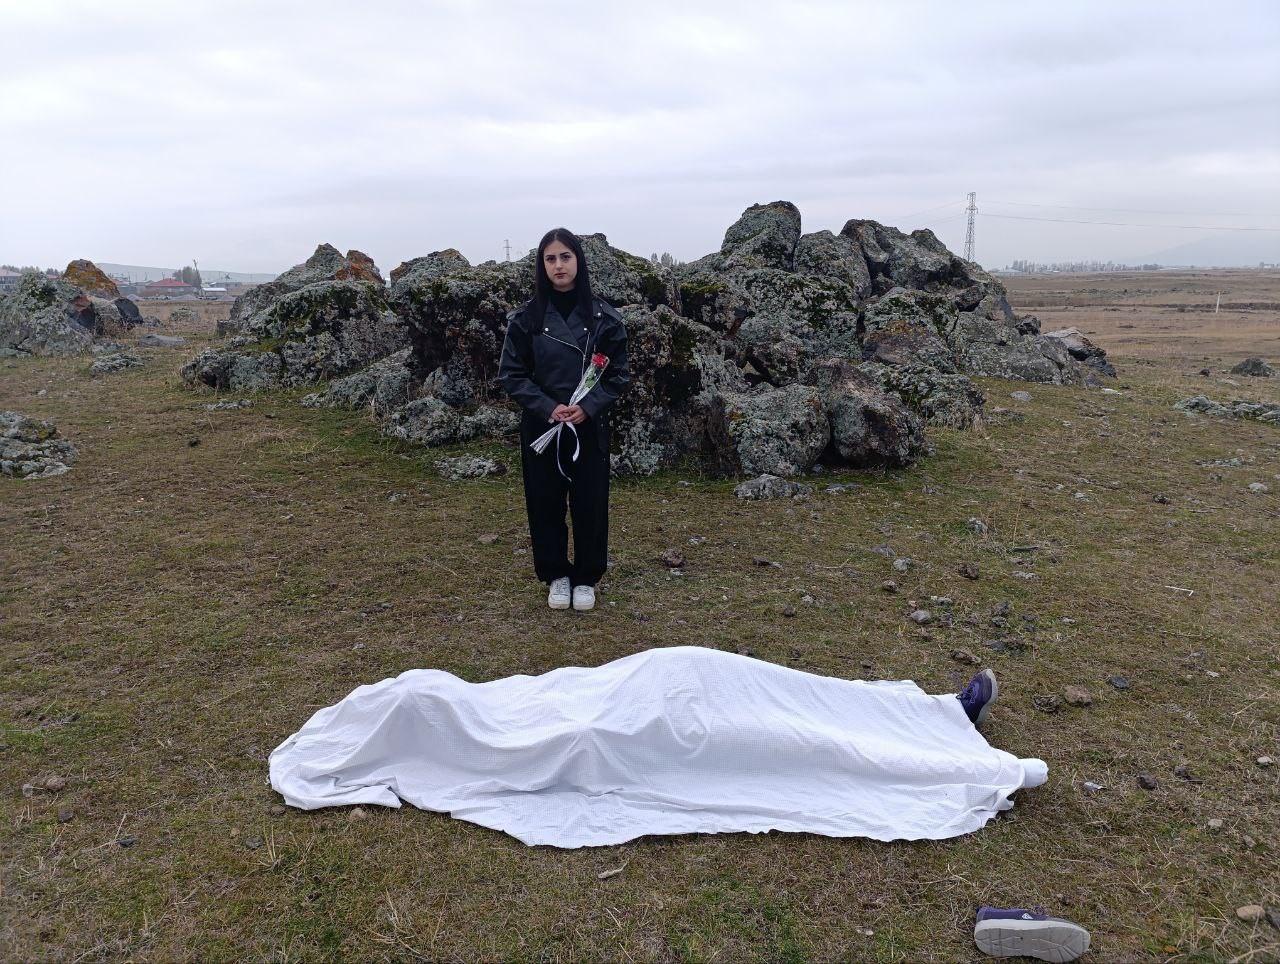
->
xmin=963 ymin=192 xmax=977 ymax=262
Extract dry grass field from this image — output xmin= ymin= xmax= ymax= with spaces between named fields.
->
xmin=2 ymin=277 xmax=1278 ymax=962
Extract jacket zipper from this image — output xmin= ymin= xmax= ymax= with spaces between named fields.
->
xmin=542 ymin=328 xmax=594 ymax=382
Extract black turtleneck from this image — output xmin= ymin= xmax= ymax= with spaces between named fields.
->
xmin=549 ymin=288 xmax=579 ymax=323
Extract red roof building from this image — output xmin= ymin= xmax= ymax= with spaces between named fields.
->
xmin=141 ymin=278 xmax=196 ymax=298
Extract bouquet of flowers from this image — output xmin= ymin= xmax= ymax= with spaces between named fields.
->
xmin=529 ymin=352 xmax=610 ymax=476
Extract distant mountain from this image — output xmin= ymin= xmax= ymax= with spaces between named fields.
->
xmin=1136 ymin=234 xmax=1280 ymax=268
xmin=96 ymin=262 xmax=277 ymax=284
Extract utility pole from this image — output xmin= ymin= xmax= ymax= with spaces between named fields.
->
xmin=503 ymin=239 xmax=511 ymax=262
xmin=963 ymin=192 xmax=977 ymax=263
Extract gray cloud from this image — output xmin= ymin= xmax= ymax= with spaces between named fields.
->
xmin=1 ymin=0 xmax=1277 ymax=272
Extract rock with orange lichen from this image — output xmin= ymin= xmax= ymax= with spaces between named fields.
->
xmin=183 ymin=245 xmax=407 ymax=392
xmin=334 ymin=249 xmax=384 ymax=285
xmin=218 ymin=243 xmax=386 ymax=338
xmin=0 ymin=263 xmax=141 ymax=357
xmin=62 ymin=260 xmax=120 ymax=299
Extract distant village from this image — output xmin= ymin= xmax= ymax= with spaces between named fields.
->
xmin=0 ymin=265 xmax=274 ymax=300
xmin=1000 ymin=258 xmax=1280 ymax=274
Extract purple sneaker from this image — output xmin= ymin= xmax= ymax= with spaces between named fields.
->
xmin=974 ymin=906 xmax=1091 ymax=962
xmin=957 ymin=669 xmax=999 ymax=726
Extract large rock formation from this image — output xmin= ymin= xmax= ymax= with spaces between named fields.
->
xmin=185 ymin=202 xmax=1111 ymax=478
xmin=0 ymin=262 xmax=143 ymax=357
xmin=181 ymin=244 xmax=408 ymax=392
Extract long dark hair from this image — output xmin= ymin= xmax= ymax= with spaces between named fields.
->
xmin=533 ymin=227 xmax=594 ymax=322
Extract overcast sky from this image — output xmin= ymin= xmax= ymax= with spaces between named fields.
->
xmin=2 ymin=0 xmax=1278 ymax=275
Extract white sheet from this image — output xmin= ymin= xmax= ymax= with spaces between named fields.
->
xmin=269 ymin=646 xmax=1047 ymax=848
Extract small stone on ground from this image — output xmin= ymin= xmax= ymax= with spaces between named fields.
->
xmin=1063 ymin=685 xmax=1093 ymax=707
xmin=435 ymin=456 xmax=507 ymax=480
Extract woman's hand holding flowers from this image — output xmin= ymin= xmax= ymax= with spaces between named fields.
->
xmin=552 ymin=404 xmax=587 ymax=425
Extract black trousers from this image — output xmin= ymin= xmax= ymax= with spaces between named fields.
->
xmin=519 ymin=415 xmax=610 ymax=586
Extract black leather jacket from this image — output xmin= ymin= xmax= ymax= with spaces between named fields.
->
xmin=498 ymin=296 xmax=630 ymax=451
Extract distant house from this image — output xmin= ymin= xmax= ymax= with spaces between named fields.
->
xmin=0 ymin=269 xmax=21 ymax=293
xmin=110 ymin=274 xmax=139 ymax=297
xmin=141 ymin=278 xmax=197 ymax=299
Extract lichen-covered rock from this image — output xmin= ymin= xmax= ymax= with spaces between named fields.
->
xmin=803 ymin=360 xmax=925 ymax=466
xmin=1043 ymin=326 xmax=1117 ymax=377
xmin=435 ymin=455 xmax=508 ymax=480
xmin=317 ymin=201 xmax=1110 ymax=479
xmin=951 ymin=309 xmax=1080 ymax=383
xmin=457 ymin=405 xmax=519 ymax=441
xmin=301 ymin=348 xmax=416 ymax=413
xmin=0 ymin=266 xmax=142 ymax=356
xmin=1 ymin=411 xmax=78 ymax=479
xmin=707 ymin=383 xmax=829 ymax=477
xmin=730 ymin=270 xmax=861 ymax=383
xmin=579 ymin=234 xmax=674 ymax=307
xmin=390 ymin=250 xmax=527 ymax=392
xmin=733 ymin=474 xmax=814 ymax=500
xmin=793 ymin=230 xmax=872 ymax=300
xmin=138 ymin=333 xmax=186 ymax=347
xmin=720 ymin=201 xmax=802 ymax=271
xmin=384 ymin=397 xmax=462 ymax=445
xmin=838 ymin=221 xmax=1090 ymax=384
xmin=857 ymin=361 xmax=985 ymax=428
xmin=62 ymin=260 xmax=120 ymax=298
xmin=1175 ymin=395 xmax=1280 ymax=425
xmin=171 ymin=306 xmax=198 ymax=325
xmin=608 ymin=305 xmax=743 ymax=477
xmin=861 ymin=288 xmax=959 ymax=373
xmin=0 ymin=273 xmax=94 ymax=356
xmin=220 ymin=243 xmax=386 ymax=338
xmin=182 ymin=272 xmax=406 ymax=392
xmin=673 ymin=265 xmax=860 ymax=386
xmin=1229 ymin=357 xmax=1276 ymax=377
xmin=89 ymin=351 xmax=144 ymax=376
xmin=842 ymin=220 xmax=972 ymax=294
xmin=180 ymin=346 xmax=285 ymax=392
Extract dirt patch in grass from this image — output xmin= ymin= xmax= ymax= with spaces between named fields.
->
xmin=3 ymin=279 xmax=1278 ymax=961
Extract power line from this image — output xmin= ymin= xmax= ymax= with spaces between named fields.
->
xmin=916 ymin=213 xmax=967 ymax=227
xmin=891 ymin=200 xmax=963 ymax=222
xmin=984 ymin=198 xmax=1280 ymax=219
xmin=981 ymin=212 xmax=1280 ymax=232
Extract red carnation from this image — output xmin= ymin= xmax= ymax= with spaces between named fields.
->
xmin=591 ymin=352 xmax=609 ymax=369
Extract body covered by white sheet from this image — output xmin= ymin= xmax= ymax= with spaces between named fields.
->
xmin=269 ymin=646 xmax=1048 ymax=848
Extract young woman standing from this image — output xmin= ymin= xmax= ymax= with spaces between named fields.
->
xmin=498 ymin=228 xmax=629 ymax=611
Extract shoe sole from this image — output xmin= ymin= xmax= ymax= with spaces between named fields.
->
xmin=974 ymin=669 xmax=999 ymax=727
xmin=974 ymin=919 xmax=1090 ymax=962
xmin=572 ymin=599 xmax=595 ymax=612
xmin=548 ymin=598 xmax=571 ymax=610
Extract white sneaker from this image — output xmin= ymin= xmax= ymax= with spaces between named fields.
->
xmin=572 ymin=585 xmax=596 ymax=611
xmin=547 ymin=577 xmax=571 ymax=610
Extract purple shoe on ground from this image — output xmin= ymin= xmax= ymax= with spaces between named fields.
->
xmin=957 ymin=669 xmax=999 ymax=726
xmin=974 ymin=906 xmax=1091 ymax=962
